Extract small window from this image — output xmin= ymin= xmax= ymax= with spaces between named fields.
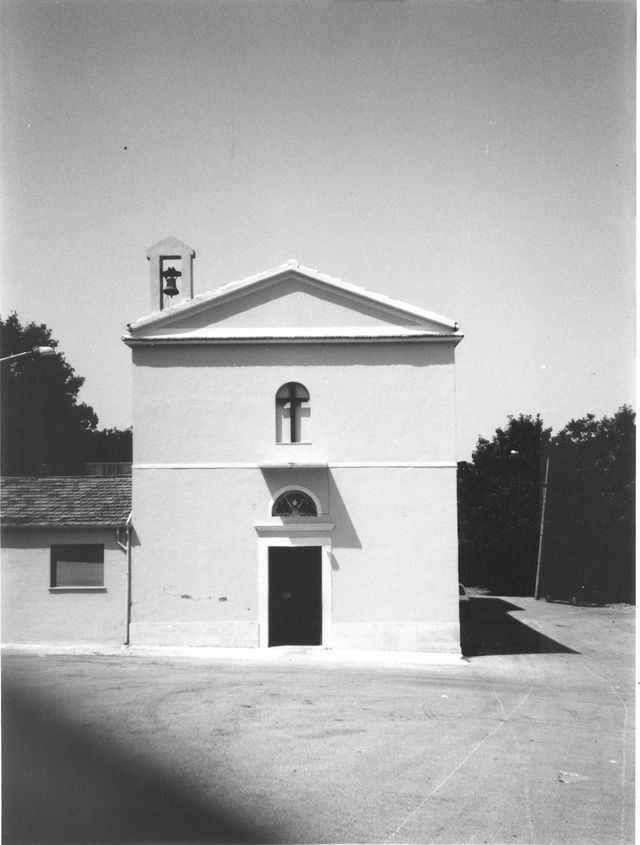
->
xmin=50 ymin=545 xmax=104 ymax=588
xmin=276 ymin=382 xmax=310 ymax=443
xmin=272 ymin=490 xmax=318 ymax=517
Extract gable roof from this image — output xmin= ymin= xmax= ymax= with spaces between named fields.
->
xmin=125 ymin=260 xmax=461 ymax=344
xmin=1 ymin=477 xmax=132 ymax=529
xmin=146 ymin=236 xmax=195 ymax=259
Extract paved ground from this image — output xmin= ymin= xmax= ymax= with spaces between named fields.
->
xmin=2 ymin=597 xmax=634 ymax=844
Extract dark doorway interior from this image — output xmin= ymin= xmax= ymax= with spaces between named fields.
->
xmin=268 ymin=546 xmax=322 ymax=646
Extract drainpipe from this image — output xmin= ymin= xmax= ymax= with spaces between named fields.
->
xmin=116 ymin=512 xmax=133 ymax=645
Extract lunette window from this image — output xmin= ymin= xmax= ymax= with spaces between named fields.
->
xmin=50 ymin=544 xmax=104 ymax=588
xmin=275 ymin=382 xmax=310 ymax=443
xmin=272 ymin=490 xmax=318 ymax=517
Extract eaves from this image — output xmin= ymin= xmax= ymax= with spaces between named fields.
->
xmin=2 ymin=522 xmax=130 ymax=530
xmin=123 ymin=332 xmax=464 ymax=347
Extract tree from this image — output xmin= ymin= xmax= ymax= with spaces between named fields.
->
xmin=86 ymin=426 xmax=132 ymax=464
xmin=459 ymin=407 xmax=635 ymax=602
xmin=458 ymin=414 xmax=549 ymax=595
xmin=542 ymin=406 xmax=635 ymax=603
xmin=1 ymin=314 xmax=101 ymax=475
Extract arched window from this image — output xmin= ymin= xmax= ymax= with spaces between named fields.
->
xmin=276 ymin=382 xmax=310 ymax=443
xmin=272 ymin=490 xmax=318 ymax=517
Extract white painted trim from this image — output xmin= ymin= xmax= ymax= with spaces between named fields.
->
xmin=257 ymin=531 xmax=333 ymax=649
xmin=134 ymin=462 xmax=259 ymax=469
xmin=124 ymin=333 xmax=462 ymax=346
xmin=260 ymin=460 xmax=328 ymax=468
xmin=126 ymin=262 xmax=458 ymax=333
xmin=255 ymin=522 xmax=335 ymax=535
xmin=132 ymin=461 xmax=457 ymax=469
xmin=327 ymin=461 xmax=457 ymax=468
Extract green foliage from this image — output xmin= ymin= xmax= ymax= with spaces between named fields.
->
xmin=1 ymin=314 xmax=97 ymax=474
xmin=86 ymin=427 xmax=132 ymax=463
xmin=1 ymin=314 xmax=131 ymax=475
xmin=459 ymin=407 xmax=635 ymax=602
xmin=543 ymin=406 xmax=635 ymax=602
xmin=458 ymin=415 xmax=549 ymax=595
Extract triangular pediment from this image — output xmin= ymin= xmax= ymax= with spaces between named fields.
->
xmin=146 ymin=236 xmax=195 ymax=259
xmin=126 ymin=261 xmax=458 ymax=340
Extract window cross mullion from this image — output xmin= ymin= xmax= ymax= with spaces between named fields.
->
xmin=289 ymin=383 xmax=298 ymax=443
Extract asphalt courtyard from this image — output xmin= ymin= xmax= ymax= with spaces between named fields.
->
xmin=2 ymin=597 xmax=634 ymax=845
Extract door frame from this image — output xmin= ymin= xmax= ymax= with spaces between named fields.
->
xmin=255 ymin=526 xmax=334 ymax=649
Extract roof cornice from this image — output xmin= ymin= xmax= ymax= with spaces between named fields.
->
xmin=126 ymin=261 xmax=459 ymax=334
xmin=123 ymin=332 xmax=463 ymax=347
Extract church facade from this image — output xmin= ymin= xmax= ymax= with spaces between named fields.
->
xmin=124 ymin=237 xmax=463 ymax=654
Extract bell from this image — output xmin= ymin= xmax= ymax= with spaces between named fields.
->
xmin=162 ymin=266 xmax=181 ymax=297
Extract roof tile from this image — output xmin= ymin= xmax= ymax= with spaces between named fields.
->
xmin=1 ymin=477 xmax=132 ymax=528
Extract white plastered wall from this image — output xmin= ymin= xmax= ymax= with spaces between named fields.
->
xmin=1 ymin=528 xmax=127 ymax=644
xmin=129 ymin=464 xmax=459 ymax=653
xmin=129 ymin=338 xmax=460 ymax=653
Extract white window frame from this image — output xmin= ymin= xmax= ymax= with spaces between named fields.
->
xmin=255 ymin=532 xmax=333 ymax=649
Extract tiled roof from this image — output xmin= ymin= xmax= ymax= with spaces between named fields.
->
xmin=1 ymin=477 xmax=132 ymax=528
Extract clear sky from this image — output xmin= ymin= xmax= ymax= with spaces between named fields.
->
xmin=1 ymin=0 xmax=634 ymax=460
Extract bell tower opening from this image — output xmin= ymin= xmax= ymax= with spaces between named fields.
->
xmin=146 ymin=236 xmax=196 ymax=312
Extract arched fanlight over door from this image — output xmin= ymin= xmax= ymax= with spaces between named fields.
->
xmin=276 ymin=382 xmax=310 ymax=443
xmin=272 ymin=490 xmax=318 ymax=517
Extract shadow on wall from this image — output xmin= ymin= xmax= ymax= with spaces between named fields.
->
xmin=260 ymin=467 xmax=329 ymax=518
xmin=128 ymin=526 xmax=141 ymax=549
xmin=461 ymin=597 xmax=579 ymax=657
xmin=327 ymin=470 xmax=361 ymax=550
xmin=134 ymin=343 xmax=454 ymax=369
xmin=2 ymin=685 xmax=279 ymax=844
xmin=258 ymin=469 xmax=361 ymax=551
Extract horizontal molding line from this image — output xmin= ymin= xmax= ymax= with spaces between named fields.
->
xmin=124 ymin=334 xmax=463 ymax=346
xmin=132 ymin=461 xmax=457 ymax=470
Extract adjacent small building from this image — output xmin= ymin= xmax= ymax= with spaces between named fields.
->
xmin=1 ymin=476 xmax=131 ymax=645
xmin=123 ymin=237 xmax=463 ymax=654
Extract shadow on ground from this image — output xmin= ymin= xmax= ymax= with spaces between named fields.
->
xmin=2 ymin=684 xmax=278 ymax=844
xmin=461 ymin=597 xmax=578 ymax=658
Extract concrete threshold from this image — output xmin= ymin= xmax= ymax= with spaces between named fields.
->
xmin=2 ymin=642 xmax=466 ymax=667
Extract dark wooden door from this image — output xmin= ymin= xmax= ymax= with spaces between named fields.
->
xmin=268 ymin=546 xmax=322 ymax=646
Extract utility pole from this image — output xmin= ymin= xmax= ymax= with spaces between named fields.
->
xmin=534 ymin=455 xmax=550 ymax=600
